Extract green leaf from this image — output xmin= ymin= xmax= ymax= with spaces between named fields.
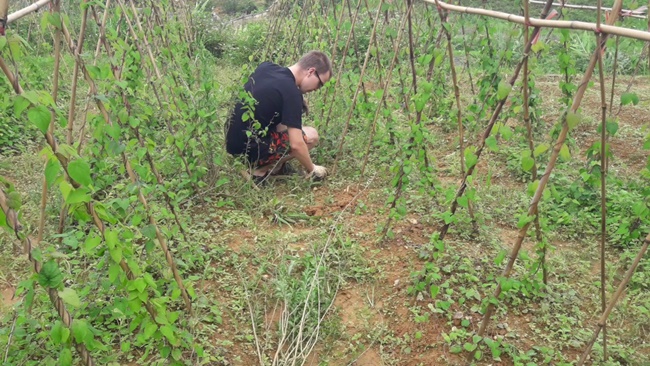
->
xmin=521 ymin=156 xmax=535 ymax=172
xmin=67 ymin=159 xmax=92 ymax=186
xmin=109 ymin=246 xmax=122 ymax=263
xmin=474 ymin=350 xmax=483 ymax=360
xmin=58 ymin=288 xmax=82 ymax=308
xmin=496 ymin=81 xmax=512 ymax=101
xmin=83 ymin=234 xmax=101 ymax=255
xmin=605 ymin=120 xmax=618 ymax=136
xmin=457 ymin=196 xmax=469 ymax=208
xmin=71 ymin=319 xmax=92 ymax=345
xmin=143 ymin=322 xmax=158 ymax=339
xmin=621 ymin=92 xmax=639 ymax=106
xmin=517 ymin=214 xmax=536 ymax=229
xmin=559 ymin=144 xmax=571 ymax=161
xmin=494 ymin=250 xmax=507 ymax=265
xmin=159 ymin=325 xmax=179 ymax=346
xmin=65 ymin=187 xmax=91 ymax=205
xmin=566 ymin=112 xmax=581 ymax=130
xmin=28 ymin=105 xmax=51 ymax=134
xmin=59 ymin=348 xmax=73 ymax=366
xmin=485 ymin=136 xmax=498 ymax=152
xmin=50 ymin=321 xmax=65 ymax=344
xmin=499 ymin=125 xmax=513 ymax=140
xmin=464 ymin=148 xmax=478 ymax=169
xmin=38 ymin=260 xmax=63 ymax=289
xmin=45 ymin=159 xmax=61 ymax=188
xmin=430 ymin=285 xmax=440 ymax=299
xmin=14 ymin=96 xmax=30 ymax=116
xmin=464 ymin=342 xmax=477 ymax=352
xmin=533 ymin=143 xmax=549 ymax=157
xmin=527 ymin=180 xmax=540 ymax=197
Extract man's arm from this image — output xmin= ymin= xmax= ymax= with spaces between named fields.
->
xmin=288 ymin=127 xmax=314 ymax=173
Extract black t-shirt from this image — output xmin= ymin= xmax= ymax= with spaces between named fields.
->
xmin=226 ymin=62 xmax=303 ymax=155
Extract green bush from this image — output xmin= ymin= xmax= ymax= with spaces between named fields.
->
xmin=216 ymin=0 xmax=258 ymax=15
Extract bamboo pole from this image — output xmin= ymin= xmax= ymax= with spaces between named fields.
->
xmin=6 ymin=0 xmax=53 ymax=24
xmin=577 ymin=232 xmax=650 ymax=365
xmin=528 ymin=0 xmax=647 ymax=19
xmin=596 ymin=0 xmax=608 ymax=359
xmin=426 ymin=1 xmax=650 ymax=42
xmin=323 ymin=0 xmax=363 ymax=131
xmin=473 ymin=0 xmax=624 ymax=354
xmin=438 ymin=0 xmax=555 ymax=241
xmin=332 ymin=0 xmax=384 ymax=173
xmin=359 ymin=4 xmax=411 ymax=176
xmin=0 ymin=189 xmax=96 ymax=366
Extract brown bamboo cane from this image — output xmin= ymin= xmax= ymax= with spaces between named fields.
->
xmin=323 ymin=0 xmax=363 ymax=131
xmin=37 ymin=0 xmax=62 ymax=245
xmin=577 ymin=232 xmax=650 ymax=365
xmin=529 ymin=0 xmax=647 ymax=18
xmin=6 ymin=0 xmax=54 ymax=25
xmin=458 ymin=1 xmax=475 ymax=95
xmin=318 ymin=0 xmax=351 ymax=120
xmin=0 ymin=0 xmax=7 ymax=35
xmin=57 ymin=1 xmax=90 ymax=240
xmin=596 ymin=0 xmax=608 ymax=359
xmin=427 ymin=1 xmax=650 ymax=42
xmin=0 ymin=189 xmax=96 ymax=366
xmin=0 ymin=56 xmax=23 ymax=94
xmin=438 ymin=0 xmax=556 ymax=241
xmin=344 ymin=0 xmax=368 ymax=100
xmin=521 ymin=0 xmax=547 ymax=285
xmin=608 ymin=36 xmax=620 ymax=118
xmin=359 ymin=3 xmax=411 ymax=176
xmin=435 ymin=1 xmax=478 ymax=232
xmin=331 ymin=0 xmax=384 ymax=174
xmin=472 ymin=2 xmax=624 ymax=358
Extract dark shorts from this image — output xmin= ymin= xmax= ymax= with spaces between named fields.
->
xmin=245 ymin=130 xmax=307 ymax=167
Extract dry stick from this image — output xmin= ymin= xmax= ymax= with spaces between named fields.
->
xmin=345 ymin=0 xmax=368 ymax=99
xmin=332 ymin=0 xmax=384 ymax=173
xmin=323 ymin=0 xmax=363 ymax=131
xmin=458 ymin=4 xmax=475 ymax=95
xmin=286 ymin=0 xmax=312 ymax=62
xmin=521 ymin=0 xmax=546 ymax=285
xmin=596 ymin=0 xmax=608 ymax=359
xmin=437 ymin=0 xmax=555 ymax=241
xmin=577 ymin=232 xmax=650 ymax=365
xmin=472 ymin=1 xmax=624 ymax=358
xmin=118 ymin=0 xmax=198 ymax=194
xmin=0 ymin=56 xmax=23 ymax=93
xmin=37 ymin=0 xmax=62 ymax=245
xmin=0 ymin=190 xmax=96 ymax=366
xmin=428 ymin=1 xmax=650 ymax=42
xmin=359 ymin=4 xmax=411 ymax=176
xmin=6 ymin=0 xmax=53 ymax=24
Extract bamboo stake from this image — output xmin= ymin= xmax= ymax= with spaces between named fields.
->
xmin=438 ymin=0 xmax=555 ymax=241
xmin=473 ymin=1 xmax=624 ymax=355
xmin=323 ymin=0 xmax=363 ymax=131
xmin=426 ymin=1 xmax=650 ymax=42
xmin=332 ymin=0 xmax=384 ymax=173
xmin=608 ymin=36 xmax=620 ymax=118
xmin=577 ymin=232 xmax=650 ymax=365
xmin=435 ymin=1 xmax=478 ymax=232
xmin=0 ymin=189 xmax=96 ymax=366
xmin=37 ymin=0 xmax=62 ymax=245
xmin=0 ymin=56 xmax=23 ymax=94
xmin=359 ymin=4 xmax=411 ymax=176
xmin=67 ymin=1 xmax=88 ymax=144
xmin=522 ymin=0 xmax=546 ymax=285
xmin=596 ymin=0 xmax=608 ymax=359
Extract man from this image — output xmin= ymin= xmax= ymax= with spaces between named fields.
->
xmin=225 ymin=51 xmax=332 ymax=184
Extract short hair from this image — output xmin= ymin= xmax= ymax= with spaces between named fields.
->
xmin=297 ymin=51 xmax=332 ymax=75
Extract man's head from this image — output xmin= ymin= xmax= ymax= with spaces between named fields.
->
xmin=292 ymin=51 xmax=333 ymax=94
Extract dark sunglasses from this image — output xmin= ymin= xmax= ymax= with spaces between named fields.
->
xmin=314 ymin=69 xmax=324 ymax=88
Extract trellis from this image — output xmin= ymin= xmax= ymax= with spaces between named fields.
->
xmin=259 ymin=0 xmax=650 ymax=363
xmin=1 ymin=0 xmax=650 ymax=364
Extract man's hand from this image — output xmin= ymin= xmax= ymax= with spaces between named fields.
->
xmin=307 ymin=165 xmax=327 ymax=179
